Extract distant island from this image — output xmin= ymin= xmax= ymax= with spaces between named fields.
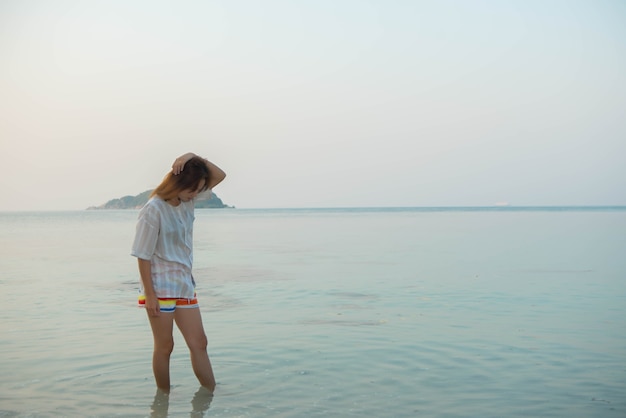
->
xmin=88 ymin=190 xmax=233 ymax=210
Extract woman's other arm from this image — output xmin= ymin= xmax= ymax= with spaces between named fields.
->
xmin=138 ymin=258 xmax=160 ymax=317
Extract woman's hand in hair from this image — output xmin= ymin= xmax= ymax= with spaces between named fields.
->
xmin=172 ymin=152 xmax=196 ymax=175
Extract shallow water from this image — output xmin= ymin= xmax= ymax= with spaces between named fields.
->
xmin=1 ymin=208 xmax=625 ymax=417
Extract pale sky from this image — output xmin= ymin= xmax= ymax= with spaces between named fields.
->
xmin=1 ymin=0 xmax=625 ymax=211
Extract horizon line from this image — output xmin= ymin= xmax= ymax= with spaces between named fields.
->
xmin=2 ymin=204 xmax=626 ymax=213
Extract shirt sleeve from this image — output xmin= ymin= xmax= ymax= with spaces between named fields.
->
xmin=131 ymin=204 xmax=160 ymax=260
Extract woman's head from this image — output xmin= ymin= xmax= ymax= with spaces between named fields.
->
xmin=151 ymin=157 xmax=211 ymax=201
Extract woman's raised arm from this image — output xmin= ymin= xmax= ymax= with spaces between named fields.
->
xmin=172 ymin=152 xmax=226 ymax=189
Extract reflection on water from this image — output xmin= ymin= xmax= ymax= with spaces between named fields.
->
xmin=190 ymin=387 xmax=214 ymax=417
xmin=150 ymin=390 xmax=169 ymax=418
xmin=151 ymin=387 xmax=213 ymax=418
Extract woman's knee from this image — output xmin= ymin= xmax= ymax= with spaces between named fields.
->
xmin=188 ymin=333 xmax=208 ymax=351
xmin=154 ymin=337 xmax=175 ymax=355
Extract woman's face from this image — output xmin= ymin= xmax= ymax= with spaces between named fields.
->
xmin=178 ymin=179 xmax=206 ymax=202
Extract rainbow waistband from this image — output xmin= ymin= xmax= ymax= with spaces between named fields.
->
xmin=138 ymin=294 xmax=198 ymax=312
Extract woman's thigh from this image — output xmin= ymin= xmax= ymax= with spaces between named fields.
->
xmin=148 ymin=312 xmax=175 ymax=348
xmin=174 ymin=308 xmax=207 ymax=348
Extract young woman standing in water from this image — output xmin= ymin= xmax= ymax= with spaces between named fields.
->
xmin=131 ymin=152 xmax=226 ymax=392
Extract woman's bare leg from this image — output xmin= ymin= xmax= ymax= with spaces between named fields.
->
xmin=148 ymin=312 xmax=175 ymax=392
xmin=175 ymin=307 xmax=216 ymax=391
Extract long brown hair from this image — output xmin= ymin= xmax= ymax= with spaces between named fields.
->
xmin=151 ymin=157 xmax=211 ymax=200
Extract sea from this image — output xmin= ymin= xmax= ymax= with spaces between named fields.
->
xmin=0 ymin=207 xmax=625 ymax=418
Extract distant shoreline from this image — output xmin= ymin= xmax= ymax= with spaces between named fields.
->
xmin=86 ymin=189 xmax=232 ymax=210
xmin=226 ymin=206 xmax=626 ymax=212
xmin=2 ymin=205 xmax=625 ymax=213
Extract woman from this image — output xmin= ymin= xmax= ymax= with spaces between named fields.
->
xmin=131 ymin=152 xmax=226 ymax=393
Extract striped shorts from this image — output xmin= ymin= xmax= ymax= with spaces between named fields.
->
xmin=138 ymin=294 xmax=199 ymax=312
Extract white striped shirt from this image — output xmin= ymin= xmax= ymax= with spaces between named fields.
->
xmin=131 ymin=197 xmax=196 ymax=299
